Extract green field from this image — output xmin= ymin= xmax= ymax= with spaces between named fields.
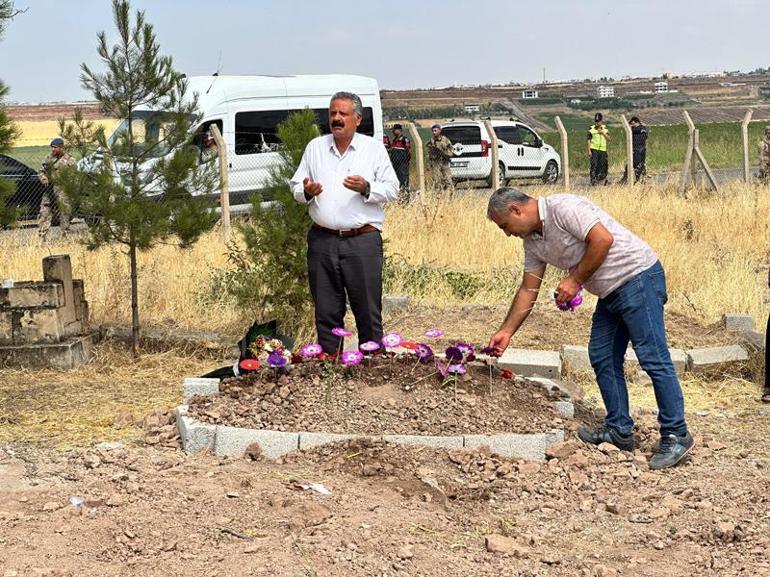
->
xmin=535 ymin=115 xmax=769 ymax=175
xmin=401 ymin=116 xmax=770 ymax=177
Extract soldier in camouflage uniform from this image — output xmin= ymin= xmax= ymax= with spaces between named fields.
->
xmin=37 ymin=137 xmax=76 ymax=240
xmin=426 ymin=123 xmax=454 ymax=197
xmin=758 ymin=126 xmax=770 ymax=184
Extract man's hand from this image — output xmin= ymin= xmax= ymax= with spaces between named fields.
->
xmin=38 ymin=174 xmax=49 ymax=186
xmin=343 ymin=174 xmax=368 ymax=195
xmin=487 ymin=330 xmax=512 ymax=357
xmin=555 ymin=275 xmax=581 ymax=304
xmin=303 ymin=177 xmax=323 ymax=197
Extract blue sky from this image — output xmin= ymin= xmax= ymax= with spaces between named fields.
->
xmin=2 ymin=0 xmax=769 ymax=102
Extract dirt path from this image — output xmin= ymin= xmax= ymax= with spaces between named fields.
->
xmin=0 ymin=407 xmax=768 ymax=577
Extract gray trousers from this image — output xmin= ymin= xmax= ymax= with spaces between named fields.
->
xmin=307 ymin=227 xmax=384 ymax=354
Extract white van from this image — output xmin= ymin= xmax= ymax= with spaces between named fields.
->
xmin=96 ymin=74 xmax=383 ymax=208
xmin=441 ymin=119 xmax=561 ymax=186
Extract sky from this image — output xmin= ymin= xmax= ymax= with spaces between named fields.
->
xmin=2 ymin=0 xmax=769 ymax=102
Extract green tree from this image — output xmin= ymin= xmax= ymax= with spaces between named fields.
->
xmin=0 ymin=0 xmax=22 ymax=227
xmin=60 ymin=0 xmax=218 ymax=355
xmin=224 ymin=109 xmax=318 ymax=341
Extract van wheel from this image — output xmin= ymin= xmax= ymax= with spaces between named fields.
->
xmin=488 ymin=162 xmax=506 ymax=188
xmin=542 ymin=160 xmax=559 ymax=184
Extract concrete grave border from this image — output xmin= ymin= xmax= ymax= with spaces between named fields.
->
xmin=176 ymin=375 xmax=570 ymax=462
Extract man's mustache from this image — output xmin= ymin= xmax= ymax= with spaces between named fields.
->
xmin=331 ymin=121 xmax=344 ymax=128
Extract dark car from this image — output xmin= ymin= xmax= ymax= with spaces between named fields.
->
xmin=0 ymin=153 xmax=54 ymax=223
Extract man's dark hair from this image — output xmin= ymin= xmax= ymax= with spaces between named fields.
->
xmin=629 ymin=116 xmax=641 ymax=124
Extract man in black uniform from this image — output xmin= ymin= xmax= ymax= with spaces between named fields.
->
xmin=619 ymin=116 xmax=649 ymax=184
xmin=387 ymin=124 xmax=411 ymax=203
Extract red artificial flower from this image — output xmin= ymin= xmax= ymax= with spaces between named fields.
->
xmin=500 ymin=369 xmax=514 ymax=379
xmin=291 ymin=354 xmax=303 ymax=364
xmin=239 ymin=358 xmax=260 ymax=371
xmin=401 ymin=341 xmax=418 ymax=350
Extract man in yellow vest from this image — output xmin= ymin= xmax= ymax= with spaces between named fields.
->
xmin=587 ymin=113 xmax=610 ymax=186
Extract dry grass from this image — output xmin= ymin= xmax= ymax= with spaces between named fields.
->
xmin=0 ymin=182 xmax=767 ymax=334
xmin=384 ymin=181 xmax=770 ymax=324
xmin=0 ymin=342 xmax=226 ymax=448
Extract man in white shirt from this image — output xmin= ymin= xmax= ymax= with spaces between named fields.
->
xmin=291 ymin=92 xmax=399 ymax=353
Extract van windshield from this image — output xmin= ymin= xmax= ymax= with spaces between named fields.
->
xmin=108 ymin=111 xmax=195 ymax=158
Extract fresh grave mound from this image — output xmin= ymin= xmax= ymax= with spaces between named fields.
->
xmin=187 ymin=357 xmax=568 ymax=435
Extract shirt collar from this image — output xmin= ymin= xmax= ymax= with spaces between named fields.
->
xmin=531 ymin=196 xmax=548 ymax=241
xmin=328 ymin=132 xmax=360 ymax=157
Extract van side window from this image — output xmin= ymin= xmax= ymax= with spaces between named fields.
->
xmin=495 ymin=126 xmax=522 ymax=145
xmin=235 ymin=108 xmax=375 ymax=155
xmin=191 ymin=119 xmax=223 ymax=147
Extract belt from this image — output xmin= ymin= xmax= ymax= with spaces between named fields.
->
xmin=312 ymin=223 xmax=378 ymax=237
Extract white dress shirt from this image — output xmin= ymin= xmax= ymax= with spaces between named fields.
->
xmin=291 ymin=133 xmax=399 ymax=230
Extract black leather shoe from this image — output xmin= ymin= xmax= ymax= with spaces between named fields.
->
xmin=649 ymin=432 xmax=694 ymax=470
xmin=577 ymin=425 xmax=635 ymax=452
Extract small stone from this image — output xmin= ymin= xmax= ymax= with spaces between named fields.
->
xmin=226 ymin=492 xmax=240 ymax=499
xmin=545 ymin=440 xmax=579 ymax=460
xmin=598 ymin=442 xmax=620 ymax=454
xmin=653 ymin=541 xmax=665 ymax=550
xmin=106 ymin=494 xmax=126 ymax=507
xmin=649 ymin=507 xmax=670 ymax=520
xmin=41 ymin=501 xmax=61 ymax=512
xmin=628 ymin=513 xmax=652 ymax=524
xmin=485 ymin=534 xmax=529 ymax=558
xmin=516 ymin=462 xmax=541 ymax=475
xmin=705 ymin=440 xmax=726 ymax=451
xmin=396 ymin=544 xmax=414 ymax=560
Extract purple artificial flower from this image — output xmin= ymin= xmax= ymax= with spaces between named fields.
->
xmin=381 ymin=332 xmax=403 ymax=348
xmin=455 ymin=342 xmax=474 ymax=359
xmin=480 ymin=346 xmax=496 ymax=355
xmin=556 ymin=292 xmax=583 ymax=312
xmin=341 ymin=350 xmax=364 ymax=366
xmin=445 ymin=346 xmax=463 ymax=363
xmin=267 ymin=350 xmax=289 ymax=368
xmin=415 ymin=343 xmax=434 ymax=362
xmin=359 ymin=340 xmax=381 ymax=353
xmin=424 ymin=328 xmax=445 ymax=338
xmin=447 ymin=363 xmax=467 ymax=375
xmin=301 ymin=343 xmax=323 ymax=358
xmin=332 ymin=327 xmax=352 ymax=338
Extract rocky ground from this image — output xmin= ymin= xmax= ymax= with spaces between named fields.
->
xmin=1 ymin=405 xmax=769 ymax=577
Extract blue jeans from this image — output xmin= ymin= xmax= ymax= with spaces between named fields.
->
xmin=588 ymin=261 xmax=687 ymax=437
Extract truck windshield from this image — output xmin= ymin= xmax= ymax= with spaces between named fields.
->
xmin=108 ymin=111 xmax=194 ymax=158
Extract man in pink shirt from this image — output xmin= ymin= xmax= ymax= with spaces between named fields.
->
xmin=487 ymin=187 xmax=693 ymax=470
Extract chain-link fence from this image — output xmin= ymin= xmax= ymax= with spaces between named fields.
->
xmin=1 ymin=147 xmax=61 ymax=228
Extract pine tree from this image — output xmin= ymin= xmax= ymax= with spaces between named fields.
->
xmin=0 ymin=0 xmax=22 ymax=227
xmin=59 ymin=0 xmax=218 ymax=355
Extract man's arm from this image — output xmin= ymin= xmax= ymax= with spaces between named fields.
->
xmin=290 ymin=146 xmax=316 ymax=204
xmin=488 ymin=266 xmax=545 ymax=355
xmin=555 ymin=223 xmax=614 ymax=302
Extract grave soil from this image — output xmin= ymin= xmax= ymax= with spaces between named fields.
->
xmin=187 ymin=356 xmax=569 ymax=435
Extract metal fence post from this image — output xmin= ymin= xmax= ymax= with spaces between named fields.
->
xmin=621 ymin=114 xmax=634 ymax=188
xmin=406 ymin=122 xmax=425 ymax=200
xmin=741 ymin=109 xmax=753 ymax=183
xmin=554 ymin=116 xmax=569 ymax=191
xmin=209 ymin=124 xmax=230 ymax=238
xmin=483 ymin=119 xmax=500 ymax=190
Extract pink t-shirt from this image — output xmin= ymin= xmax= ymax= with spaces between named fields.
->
xmin=523 ymin=194 xmax=658 ymax=298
